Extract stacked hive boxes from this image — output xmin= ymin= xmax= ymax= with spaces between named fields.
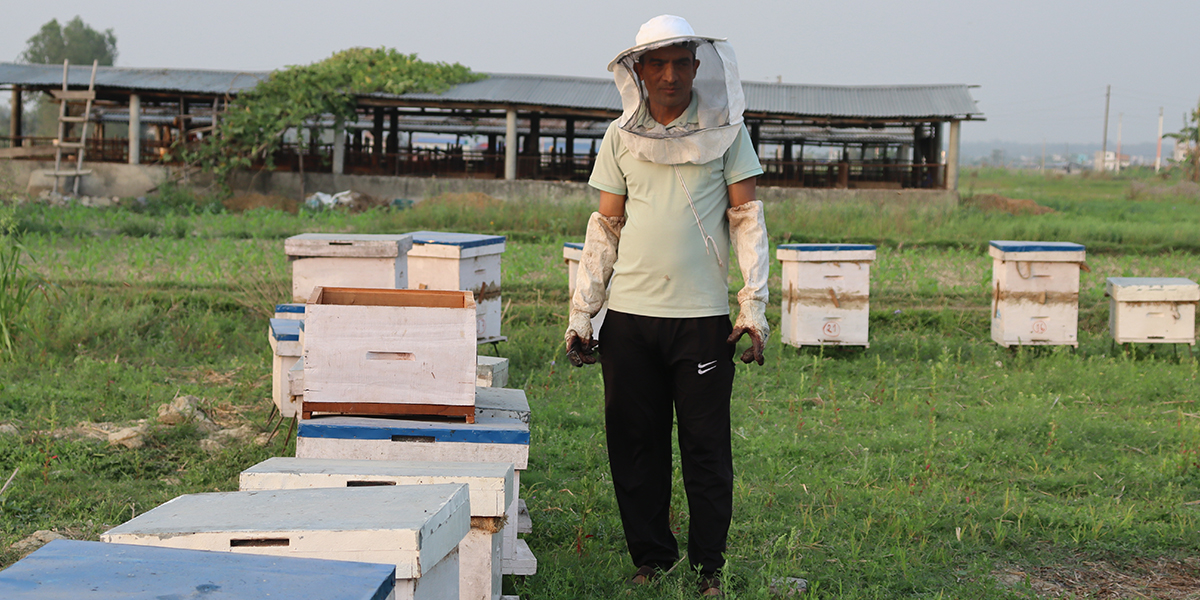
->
xmin=777 ymin=244 xmax=877 ymax=348
xmin=989 ymin=241 xmax=1086 ymax=347
xmin=102 ymin=486 xmax=469 ymax=600
xmin=0 ymin=539 xmax=399 ymax=600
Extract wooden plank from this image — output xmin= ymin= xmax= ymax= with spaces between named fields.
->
xmin=49 ymin=89 xmax=95 ymax=100
xmin=302 ymin=401 xmax=476 ymax=423
xmin=502 ymin=539 xmax=537 ymax=576
xmin=0 ymin=145 xmax=57 ymax=158
xmin=312 ymin=286 xmax=475 ymax=309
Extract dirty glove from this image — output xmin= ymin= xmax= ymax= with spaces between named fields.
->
xmin=566 ymin=212 xmax=624 ymax=366
xmin=726 ymin=200 xmax=770 ymax=365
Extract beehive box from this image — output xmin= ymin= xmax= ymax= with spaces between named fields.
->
xmin=562 ymin=242 xmax=607 ymax=338
xmin=240 ymin=458 xmax=514 ymax=600
xmin=776 ymin=244 xmax=876 ymax=347
xmin=476 ymin=356 xmax=508 ymax=388
xmin=295 ymin=413 xmax=534 ymax=575
xmin=286 ymin=234 xmax=414 ymax=302
xmin=276 ymin=302 xmax=306 ymax=320
xmin=1106 ymin=277 xmax=1198 ymax=345
xmin=270 ymin=318 xmax=303 ymax=418
xmin=474 ymin=387 xmax=530 ymax=423
xmin=0 ymin=539 xmax=397 ymax=600
xmin=990 ymin=241 xmax=1085 ymax=347
xmin=102 ymin=485 xmax=468 ymax=600
xmin=303 ymin=287 xmax=477 ymax=421
xmin=407 ymin=232 xmax=506 ymax=343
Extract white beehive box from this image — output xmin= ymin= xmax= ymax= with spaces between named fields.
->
xmin=474 ymin=387 xmax=530 ymax=423
xmin=563 ymin=242 xmax=608 ymax=338
xmin=1106 ymin=277 xmax=1198 ymax=345
xmin=102 ymin=485 xmax=469 ymax=600
xmin=990 ymin=241 xmax=1086 ymax=347
xmin=241 ymin=458 xmax=514 ymax=600
xmin=287 ymin=233 xmax=414 ymax=302
xmin=270 ymin=318 xmax=303 ymax=418
xmin=407 ymin=232 xmax=506 ymax=343
xmin=295 ymin=413 xmax=534 ymax=576
xmin=303 ymin=287 xmax=478 ymax=421
xmin=0 ymin=539 xmax=398 ymax=600
xmin=275 ymin=303 xmax=306 ymax=320
xmin=776 ymin=244 xmax=876 ymax=347
xmin=476 ymin=356 xmax=508 ymax=388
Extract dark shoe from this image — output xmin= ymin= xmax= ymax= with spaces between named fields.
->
xmin=698 ymin=574 xmax=722 ymax=597
xmin=628 ymin=565 xmax=660 ymax=585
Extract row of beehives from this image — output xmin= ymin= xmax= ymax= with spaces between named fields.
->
xmin=566 ymin=241 xmax=1200 ymax=348
xmin=1 ymin=455 xmax=530 ymax=600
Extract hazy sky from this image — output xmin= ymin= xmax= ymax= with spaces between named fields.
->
xmin=3 ymin=0 xmax=1197 ymax=146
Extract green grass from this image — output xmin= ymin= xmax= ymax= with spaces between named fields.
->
xmin=2 ymin=170 xmax=1200 ymax=598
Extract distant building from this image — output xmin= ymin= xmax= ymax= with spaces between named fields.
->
xmin=1093 ymin=150 xmax=1130 ymax=171
xmin=1175 ymin=140 xmax=1189 ymax=163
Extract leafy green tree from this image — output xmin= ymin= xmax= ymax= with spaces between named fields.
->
xmin=187 ymin=47 xmax=485 ymax=184
xmin=1165 ymin=97 xmax=1200 ymax=182
xmin=19 ymin=16 xmax=117 ymax=66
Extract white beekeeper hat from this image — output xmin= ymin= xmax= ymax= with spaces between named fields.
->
xmin=608 ymin=15 xmax=746 ymax=165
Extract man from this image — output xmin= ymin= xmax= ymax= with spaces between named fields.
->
xmin=564 ymin=15 xmax=770 ymax=597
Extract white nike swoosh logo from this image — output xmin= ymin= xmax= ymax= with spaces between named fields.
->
xmin=698 ymin=360 xmax=718 ymax=375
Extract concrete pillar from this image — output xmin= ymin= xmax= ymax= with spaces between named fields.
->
xmin=505 ymin=108 xmax=517 ymax=181
xmin=945 ymin=120 xmax=961 ymax=191
xmin=332 ymin=118 xmax=345 ymax=175
xmin=10 ymin=87 xmax=22 ymax=145
xmin=128 ymin=93 xmax=141 ymax=165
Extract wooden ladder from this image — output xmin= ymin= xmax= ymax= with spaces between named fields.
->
xmin=49 ymin=59 xmax=98 ymax=196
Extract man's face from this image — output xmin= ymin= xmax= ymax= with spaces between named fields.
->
xmin=633 ymin=45 xmax=699 ymax=113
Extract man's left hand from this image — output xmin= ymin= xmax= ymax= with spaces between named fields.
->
xmin=727 ymin=299 xmax=769 ymax=365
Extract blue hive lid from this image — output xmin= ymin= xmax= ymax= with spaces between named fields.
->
xmin=0 ymin=539 xmax=395 ymax=600
xmin=564 ymin=242 xmax=583 ymax=250
xmin=270 ymin=318 xmax=301 ymax=342
xmin=407 ymin=231 xmax=506 ymax=249
xmin=275 ymin=303 xmax=306 ymax=314
xmin=778 ymin=243 xmax=876 ymax=251
xmin=299 ymin=415 xmax=530 ymax=445
xmin=990 ymin=241 xmax=1085 ymax=252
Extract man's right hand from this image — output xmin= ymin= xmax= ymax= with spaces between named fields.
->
xmin=565 ymin=311 xmax=598 ymax=367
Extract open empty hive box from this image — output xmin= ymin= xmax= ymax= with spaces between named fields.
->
xmin=0 ymin=539 xmax=397 ymax=600
xmin=776 ymin=244 xmax=876 ymax=347
xmin=296 ymin=413 xmax=535 ymax=576
xmin=989 ymin=241 xmax=1086 ymax=347
xmin=241 ymin=457 xmax=514 ymax=600
xmin=406 ymin=232 xmax=506 ymax=343
xmin=1106 ymin=277 xmax=1198 ymax=345
xmin=102 ymin=485 xmax=469 ymax=600
xmin=302 ymin=287 xmax=477 ymax=421
xmin=286 ymin=233 xmax=414 ymax=302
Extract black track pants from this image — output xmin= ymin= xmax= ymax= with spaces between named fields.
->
xmin=599 ymin=310 xmax=735 ymax=576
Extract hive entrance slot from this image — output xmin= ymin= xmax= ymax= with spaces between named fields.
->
xmin=347 ymin=480 xmax=397 ymax=487
xmin=391 ymin=435 xmax=436 ymax=443
xmin=230 ymin=538 xmax=290 ymax=547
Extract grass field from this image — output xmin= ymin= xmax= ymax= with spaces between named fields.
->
xmin=1 ymin=168 xmax=1199 ymax=598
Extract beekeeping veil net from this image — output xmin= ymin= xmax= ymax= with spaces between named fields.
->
xmin=607 ymin=15 xmax=746 ymax=165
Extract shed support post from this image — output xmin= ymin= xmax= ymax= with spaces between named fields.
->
xmin=373 ymin=107 xmax=385 ymax=166
xmin=10 ymin=87 xmax=22 ymax=146
xmin=505 ymin=108 xmax=517 ymax=181
xmin=946 ymin=120 xmax=961 ymax=191
xmin=387 ymin=108 xmax=399 ymax=154
xmin=128 ymin=94 xmax=141 ymax=165
xmin=332 ymin=118 xmax=345 ymax=175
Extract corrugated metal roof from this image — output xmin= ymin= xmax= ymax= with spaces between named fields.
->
xmin=743 ymin=82 xmax=981 ymax=119
xmin=0 ymin=63 xmax=981 ymax=120
xmin=0 ymin=62 xmax=267 ymax=95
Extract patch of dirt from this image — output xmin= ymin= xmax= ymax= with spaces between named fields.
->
xmin=963 ymin=193 xmax=1055 ymax=215
xmin=994 ymin=557 xmax=1200 ymax=599
xmin=223 ymin=192 xmax=299 ymax=214
xmin=422 ymin=191 xmax=504 ymax=210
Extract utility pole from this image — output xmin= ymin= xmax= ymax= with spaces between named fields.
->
xmin=1041 ymin=138 xmax=1046 ymax=171
xmin=1155 ymin=106 xmax=1164 ymax=173
xmin=1099 ymin=84 xmax=1111 ymax=172
xmin=1115 ymin=112 xmax=1123 ymax=174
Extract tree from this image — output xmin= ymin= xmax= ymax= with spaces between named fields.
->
xmin=19 ymin=16 xmax=117 ymax=66
xmin=1165 ymin=97 xmax=1200 ymax=182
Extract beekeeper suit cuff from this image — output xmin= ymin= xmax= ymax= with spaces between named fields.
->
xmin=727 ymin=200 xmax=770 ymax=363
xmin=566 ymin=212 xmax=625 ymax=347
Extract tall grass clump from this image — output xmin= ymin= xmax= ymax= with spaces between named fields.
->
xmin=0 ymin=209 xmax=41 ymax=357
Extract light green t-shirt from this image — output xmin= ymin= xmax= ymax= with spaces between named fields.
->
xmin=588 ymin=105 xmax=763 ymax=318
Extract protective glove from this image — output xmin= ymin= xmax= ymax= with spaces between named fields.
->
xmin=725 ymin=200 xmax=770 ymax=365
xmin=565 ymin=212 xmax=624 ymax=367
